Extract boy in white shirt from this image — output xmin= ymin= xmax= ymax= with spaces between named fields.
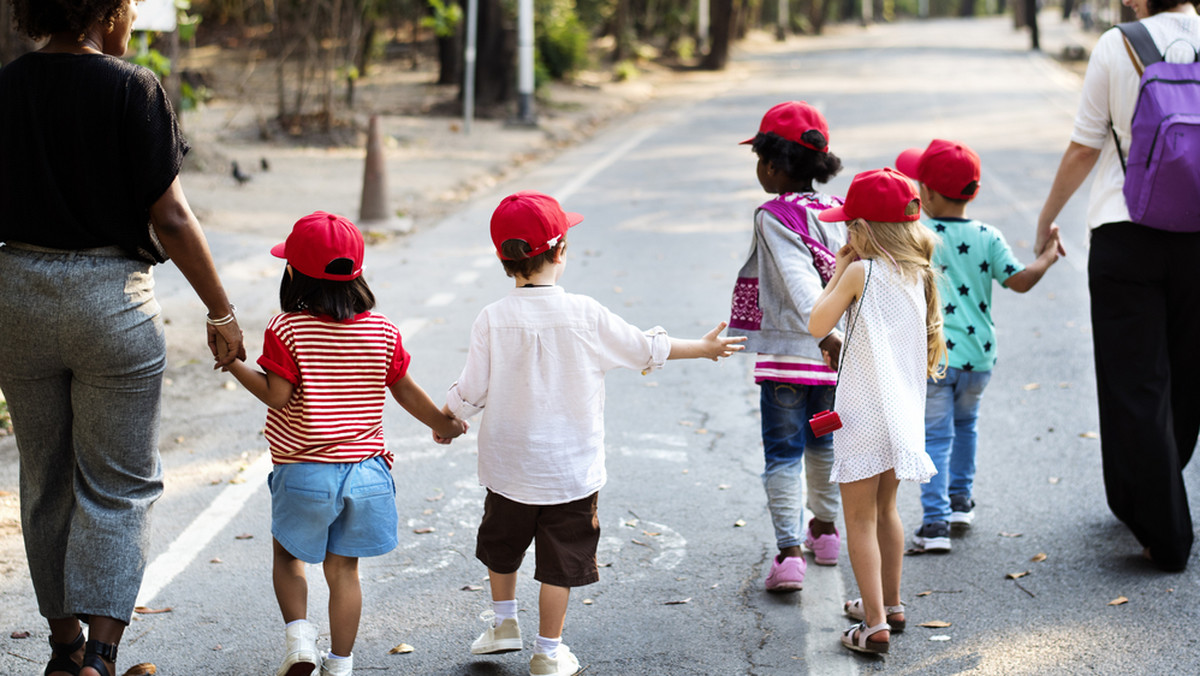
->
xmin=444 ymin=190 xmax=744 ymax=676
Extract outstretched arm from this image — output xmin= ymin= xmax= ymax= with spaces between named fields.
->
xmin=224 ymin=359 xmax=295 ymax=410
xmin=667 ymin=321 xmax=747 ymax=361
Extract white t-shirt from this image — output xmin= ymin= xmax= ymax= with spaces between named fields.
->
xmin=446 ymin=285 xmax=671 ymax=505
xmin=1070 ymin=12 xmax=1200 ymax=229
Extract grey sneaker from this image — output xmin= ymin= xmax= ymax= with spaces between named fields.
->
xmin=529 ymin=644 xmax=580 ymax=676
xmin=913 ymin=521 xmax=951 ymax=552
xmin=470 ymin=611 xmax=522 ymax=655
xmin=948 ymin=494 xmax=976 ymax=528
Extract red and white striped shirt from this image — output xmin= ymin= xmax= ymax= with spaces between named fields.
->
xmin=258 ymin=311 xmax=410 ymax=466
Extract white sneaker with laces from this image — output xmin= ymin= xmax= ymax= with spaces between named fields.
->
xmin=276 ymin=620 xmax=319 ymax=676
xmin=470 ymin=610 xmax=523 ymax=654
xmin=319 ymin=652 xmax=353 ymax=676
xmin=528 ymin=644 xmax=580 ymax=676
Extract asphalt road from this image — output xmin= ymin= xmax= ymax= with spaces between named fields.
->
xmin=3 ymin=15 xmax=1199 ymax=676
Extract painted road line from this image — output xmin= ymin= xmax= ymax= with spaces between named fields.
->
xmin=453 ymin=270 xmax=480 ymax=285
xmin=136 ymin=451 xmax=273 ymax=606
xmin=425 ymin=292 xmax=455 ymax=307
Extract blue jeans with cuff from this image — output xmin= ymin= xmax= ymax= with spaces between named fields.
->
xmin=921 ymin=366 xmax=992 ymax=525
xmin=760 ymin=381 xmax=839 ymax=550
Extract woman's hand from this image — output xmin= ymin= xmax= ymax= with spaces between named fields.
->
xmin=208 ymin=319 xmax=246 ymax=369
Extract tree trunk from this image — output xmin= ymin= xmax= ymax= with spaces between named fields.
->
xmin=700 ymin=0 xmax=735 ymax=70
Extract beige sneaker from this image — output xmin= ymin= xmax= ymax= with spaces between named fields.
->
xmin=528 ymin=644 xmax=580 ymax=676
xmin=470 ymin=611 xmax=522 ymax=654
xmin=276 ymin=620 xmax=319 ymax=676
xmin=319 ymin=652 xmax=352 ymax=676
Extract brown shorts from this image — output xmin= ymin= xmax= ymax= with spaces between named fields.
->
xmin=475 ymin=489 xmax=601 ymax=588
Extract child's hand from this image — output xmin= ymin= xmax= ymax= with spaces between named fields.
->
xmin=835 ymin=243 xmax=858 ymax=272
xmin=818 ymin=331 xmax=843 ymax=371
xmin=699 ymin=321 xmax=747 ymax=361
xmin=433 ymin=417 xmax=469 ymax=444
xmin=1040 ymin=224 xmax=1064 ymax=263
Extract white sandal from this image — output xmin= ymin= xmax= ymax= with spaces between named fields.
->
xmin=841 ymin=621 xmax=890 ymax=654
xmin=843 ymin=598 xmax=906 ymax=632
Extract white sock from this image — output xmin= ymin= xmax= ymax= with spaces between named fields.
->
xmin=325 ymin=652 xmax=350 ymax=660
xmin=535 ymin=634 xmax=560 ymax=658
xmin=285 ymin=619 xmax=308 ymax=628
xmin=493 ymin=599 xmax=518 ymax=623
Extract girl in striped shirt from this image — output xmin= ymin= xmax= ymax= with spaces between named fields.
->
xmin=728 ymin=102 xmax=848 ymax=593
xmin=225 ymin=211 xmax=466 ymax=676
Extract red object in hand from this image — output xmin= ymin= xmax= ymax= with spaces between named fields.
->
xmin=809 ymin=410 xmax=842 ymax=436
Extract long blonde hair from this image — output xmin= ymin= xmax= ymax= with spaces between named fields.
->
xmin=846 ymin=212 xmax=947 ymax=379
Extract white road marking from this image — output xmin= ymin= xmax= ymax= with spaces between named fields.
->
xmin=554 ymin=125 xmax=659 ymax=203
xmin=136 ymin=451 xmax=273 ymax=606
xmin=453 ymin=271 xmax=480 ymax=285
xmin=425 ymin=292 xmax=455 ymax=307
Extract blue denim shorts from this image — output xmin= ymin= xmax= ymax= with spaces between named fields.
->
xmin=268 ymin=456 xmax=398 ymax=563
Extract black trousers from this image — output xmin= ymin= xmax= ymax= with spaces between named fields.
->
xmin=1089 ymin=222 xmax=1200 ymax=571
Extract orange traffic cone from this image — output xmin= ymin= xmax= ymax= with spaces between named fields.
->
xmin=359 ymin=115 xmax=411 ymax=233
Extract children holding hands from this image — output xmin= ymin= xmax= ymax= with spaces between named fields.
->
xmin=809 ymin=168 xmax=945 ymax=655
xmin=894 ymin=140 xmax=1061 ymax=551
xmin=223 ymin=212 xmax=466 ymax=676
xmin=444 ymin=190 xmax=744 ymax=676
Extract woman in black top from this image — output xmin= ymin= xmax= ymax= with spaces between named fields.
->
xmin=0 ymin=1 xmax=244 ymax=675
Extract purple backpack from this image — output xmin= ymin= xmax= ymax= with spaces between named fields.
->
xmin=1114 ymin=22 xmax=1200 ymax=232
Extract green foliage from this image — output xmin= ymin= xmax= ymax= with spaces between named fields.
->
xmin=421 ymin=0 xmax=464 ymax=38
xmin=175 ymin=0 xmax=202 ymax=42
xmin=671 ymin=35 xmax=696 ymax=59
xmin=613 ymin=58 xmax=639 ymax=80
xmin=536 ymin=0 xmax=590 ymax=79
xmin=0 ymin=394 xmax=10 ymax=435
xmin=130 ymin=47 xmax=173 ymax=77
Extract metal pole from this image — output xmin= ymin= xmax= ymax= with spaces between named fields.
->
xmin=776 ymin=0 xmax=788 ymax=40
xmin=698 ymin=0 xmax=710 ymax=52
xmin=464 ymin=0 xmax=478 ymax=135
xmin=516 ymin=0 xmax=535 ymax=124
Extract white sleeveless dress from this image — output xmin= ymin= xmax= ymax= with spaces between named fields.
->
xmin=830 ymin=260 xmax=937 ymax=484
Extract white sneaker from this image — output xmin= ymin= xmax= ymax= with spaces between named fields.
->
xmin=470 ymin=610 xmax=522 ymax=654
xmin=276 ymin=620 xmax=319 ymax=676
xmin=319 ymin=652 xmax=353 ymax=676
xmin=529 ymin=644 xmax=580 ymax=676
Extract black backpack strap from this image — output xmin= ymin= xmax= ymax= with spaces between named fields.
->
xmin=1117 ymin=21 xmax=1163 ymax=71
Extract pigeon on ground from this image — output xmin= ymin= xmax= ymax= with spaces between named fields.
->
xmin=231 ymin=161 xmax=251 ymax=185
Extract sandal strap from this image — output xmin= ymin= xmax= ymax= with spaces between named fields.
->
xmin=50 ymin=631 xmax=85 ymax=655
xmin=845 ymin=621 xmax=890 ymax=648
xmin=82 ymin=640 xmax=118 ymax=676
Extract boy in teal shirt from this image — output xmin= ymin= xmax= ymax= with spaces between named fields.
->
xmin=895 ymin=140 xmax=1061 ymax=552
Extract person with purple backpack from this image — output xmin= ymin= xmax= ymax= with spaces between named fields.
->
xmin=728 ymin=101 xmax=847 ymax=592
xmin=1036 ymin=0 xmax=1199 ymax=571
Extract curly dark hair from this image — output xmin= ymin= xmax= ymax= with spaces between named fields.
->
xmin=751 ymin=131 xmax=843 ymax=186
xmin=9 ymin=0 xmax=130 ymax=41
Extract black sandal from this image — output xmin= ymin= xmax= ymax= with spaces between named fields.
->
xmin=45 ymin=631 xmax=84 ymax=676
xmin=81 ymin=640 xmax=118 ymax=676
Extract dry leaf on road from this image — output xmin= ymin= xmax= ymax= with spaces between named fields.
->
xmin=918 ymin=620 xmax=952 ymax=628
xmin=1005 ymin=571 xmax=1030 ymax=580
xmin=235 ymin=533 xmax=254 ymax=540
xmin=388 ymin=643 xmax=415 ymax=654
xmin=1108 ymin=596 xmax=1129 ymax=606
xmin=133 ymin=606 xmax=173 ymax=615
xmin=413 ymin=527 xmax=435 ymax=534
xmin=733 ymin=519 xmax=746 ymax=527
xmin=917 ymin=591 xmax=933 ymax=597
xmin=1031 ymin=553 xmax=1047 ymax=563
xmin=1022 ymin=383 xmax=1041 ymax=391
xmin=460 ymin=585 xmax=483 ymax=592
xmin=10 ymin=630 xmax=30 ymax=639
xmin=122 ymin=663 xmax=157 ymax=676
xmin=1079 ymin=431 xmax=1099 ymax=439
xmin=998 ymin=531 xmax=1023 ymax=538
xmin=664 ymin=598 xmax=692 ymax=605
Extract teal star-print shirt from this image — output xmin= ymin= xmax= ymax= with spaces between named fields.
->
xmin=925 ymin=217 xmax=1024 ymax=372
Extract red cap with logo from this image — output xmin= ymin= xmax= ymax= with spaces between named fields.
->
xmin=490 ymin=190 xmax=584 ymax=260
xmin=740 ymin=101 xmax=830 ymax=153
xmin=818 ymin=168 xmax=921 ymax=223
xmin=895 ymin=139 xmax=981 ymax=201
xmin=271 ymin=211 xmax=365 ymax=281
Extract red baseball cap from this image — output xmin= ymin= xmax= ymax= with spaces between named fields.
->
xmin=271 ymin=211 xmax=364 ymax=281
xmin=490 ymin=190 xmax=584 ymax=260
xmin=895 ymin=139 xmax=981 ymax=201
xmin=818 ymin=168 xmax=921 ymax=223
xmin=740 ymin=101 xmax=830 ymax=153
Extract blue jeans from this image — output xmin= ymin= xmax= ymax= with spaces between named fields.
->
xmin=760 ymin=381 xmax=839 ymax=550
xmin=920 ymin=367 xmax=992 ymax=524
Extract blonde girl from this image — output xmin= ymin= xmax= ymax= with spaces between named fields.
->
xmin=808 ymin=168 xmax=945 ymax=655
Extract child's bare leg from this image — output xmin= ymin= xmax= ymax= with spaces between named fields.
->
xmin=488 ymin=569 xmax=518 ymax=602
xmin=875 ymin=470 xmax=904 ymax=610
xmin=538 ymin=583 xmax=570 ymax=639
xmin=273 ymin=538 xmax=308 ymax=622
xmin=324 ymin=553 xmax=361 ymax=657
xmin=839 ymin=476 xmax=889 ymax=640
